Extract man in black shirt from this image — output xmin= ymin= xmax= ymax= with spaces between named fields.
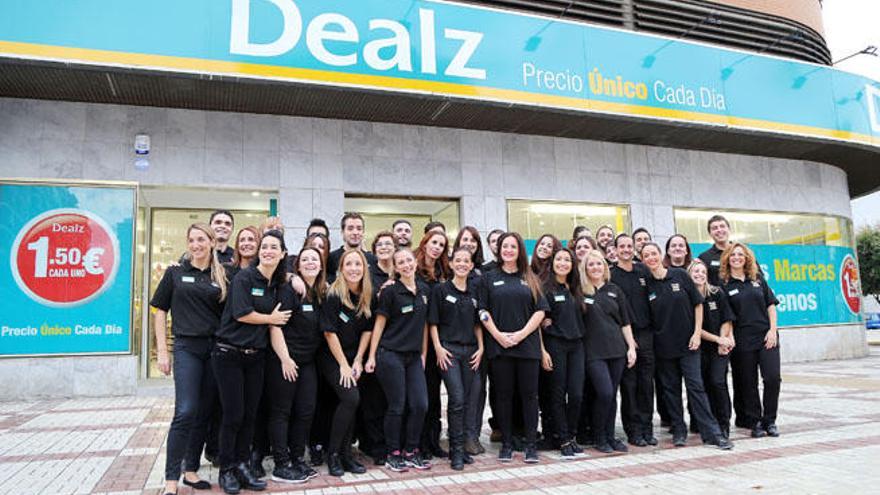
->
xmin=327 ymin=212 xmax=378 ymax=283
xmin=393 ymin=219 xmax=413 ymax=248
xmin=611 ymin=234 xmax=656 ymax=446
xmin=697 ymin=214 xmax=732 ymax=286
xmin=209 ymin=210 xmax=235 ymax=264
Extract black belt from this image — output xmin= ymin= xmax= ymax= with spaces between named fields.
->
xmin=216 ymin=342 xmax=261 ymax=355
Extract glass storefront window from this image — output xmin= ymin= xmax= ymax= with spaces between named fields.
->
xmin=344 ymin=196 xmax=460 ymax=247
xmin=507 ymin=200 xmax=631 ymax=247
xmin=674 ymin=208 xmax=854 ymax=247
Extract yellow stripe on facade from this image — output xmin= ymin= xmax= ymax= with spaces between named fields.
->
xmin=1 ymin=40 xmax=877 ymax=147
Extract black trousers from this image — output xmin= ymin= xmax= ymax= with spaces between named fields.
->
xmin=586 ymin=357 xmax=625 ymax=445
xmin=316 ymin=353 xmax=360 ymax=455
xmin=310 ymin=368 xmax=337 ymax=454
xmin=438 ymin=342 xmax=482 ymax=449
xmin=544 ymin=336 xmax=584 ymax=443
xmin=376 ymin=348 xmax=428 ymax=453
xmin=620 ymin=329 xmax=655 ymax=440
xmin=356 ymin=371 xmax=387 ymax=459
xmin=730 ymin=346 xmax=781 ymax=427
xmin=491 ymin=356 xmax=539 ymax=446
xmin=421 ymin=346 xmax=443 ymax=453
xmin=252 ymin=358 xmax=271 ymax=458
xmin=701 ymin=350 xmax=731 ymax=431
xmin=656 ymin=351 xmax=722 ymax=439
xmin=211 ymin=345 xmax=265 ymax=469
xmin=539 ymin=367 xmax=556 ymax=443
xmin=267 ymin=356 xmax=318 ymax=466
xmin=577 ymin=343 xmax=597 ymax=441
xmin=165 ymin=337 xmax=214 ymax=480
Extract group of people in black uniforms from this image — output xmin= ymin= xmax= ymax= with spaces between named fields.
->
xmin=153 ymin=210 xmax=782 ymax=495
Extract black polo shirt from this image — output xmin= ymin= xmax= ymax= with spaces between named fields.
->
xmin=376 ymin=280 xmax=430 ymax=353
xmin=428 ymin=279 xmax=480 ymax=345
xmin=277 ymin=284 xmax=323 ymax=363
xmin=543 ymin=281 xmax=584 ymax=341
xmin=700 ymin=288 xmax=735 ymax=354
xmin=217 ymin=246 xmax=235 ymax=264
xmin=320 ymin=291 xmax=374 ymax=360
xmin=722 ymin=275 xmax=779 ymax=352
xmin=150 ymin=260 xmax=223 ymax=338
xmin=697 ymin=245 xmax=725 ymax=286
xmin=326 ymin=247 xmax=378 ymax=283
xmin=646 ymin=267 xmax=704 ymax=359
xmin=216 ymin=266 xmax=278 ymax=349
xmin=582 ymin=282 xmax=631 ymax=361
xmin=478 ymin=269 xmax=550 ymax=360
xmin=369 ymin=263 xmax=393 ymax=294
xmin=610 ymin=263 xmax=652 ymax=331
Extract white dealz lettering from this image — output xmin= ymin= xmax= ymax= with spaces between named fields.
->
xmin=229 ymin=0 xmax=487 ymax=79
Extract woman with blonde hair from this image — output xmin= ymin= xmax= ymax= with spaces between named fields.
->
xmin=688 ymin=260 xmax=735 ymax=440
xmin=578 ymin=249 xmax=636 ymax=453
xmin=318 ymin=249 xmax=374 ymax=476
xmin=152 ymin=223 xmax=228 ymax=495
xmin=720 ymin=242 xmax=781 ymax=438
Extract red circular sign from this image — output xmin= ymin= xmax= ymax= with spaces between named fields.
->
xmin=11 ymin=209 xmax=119 ymax=307
xmin=839 ymin=254 xmax=861 ymax=315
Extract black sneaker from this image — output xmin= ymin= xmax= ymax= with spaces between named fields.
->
xmin=498 ymin=444 xmax=514 ymax=462
xmin=463 ymin=452 xmax=474 ymax=465
xmin=293 ymin=458 xmax=318 ymax=480
xmin=628 ymin=436 xmax=648 ymax=447
xmin=610 ymin=438 xmax=629 ymax=453
xmin=248 ymin=452 xmax=266 ymax=479
xmin=644 ymin=435 xmax=658 ymax=446
xmin=764 ymin=423 xmax=780 ymax=437
xmin=524 ymin=445 xmax=539 ymax=464
xmin=594 ymin=443 xmax=613 ymax=454
xmin=559 ymin=443 xmax=576 ymax=460
xmin=450 ymin=448 xmax=465 ymax=471
xmin=673 ymin=435 xmax=687 ymax=447
xmin=751 ymin=424 xmax=767 ymax=438
xmin=326 ymin=453 xmax=345 ymax=477
xmin=385 ymin=454 xmax=408 ymax=473
xmin=570 ymin=440 xmax=586 ymax=457
xmin=341 ymin=454 xmax=367 ymax=474
xmin=271 ymin=463 xmax=308 ymax=484
xmin=404 ymin=451 xmax=431 ymax=470
xmin=713 ymin=436 xmax=734 ymax=450
xmin=309 ymin=445 xmax=325 ymax=466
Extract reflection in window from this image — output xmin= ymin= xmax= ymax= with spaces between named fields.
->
xmin=507 ymin=200 xmax=631 ymax=244
xmin=674 ymin=208 xmax=854 ymax=247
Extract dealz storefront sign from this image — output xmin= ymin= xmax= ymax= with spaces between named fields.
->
xmin=0 ymin=182 xmax=136 ymax=356
xmin=1 ymin=0 xmax=880 ymax=146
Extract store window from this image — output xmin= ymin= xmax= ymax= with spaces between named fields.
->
xmin=344 ymin=196 xmax=460 ymax=247
xmin=507 ymin=200 xmax=631 ymax=250
xmin=674 ymin=208 xmax=854 ymax=247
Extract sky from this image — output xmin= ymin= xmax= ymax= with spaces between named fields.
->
xmin=822 ymin=0 xmax=880 ymax=229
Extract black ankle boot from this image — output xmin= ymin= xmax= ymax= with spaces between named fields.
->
xmin=341 ymin=453 xmax=366 ymax=474
xmin=327 ymin=453 xmax=345 ymax=477
xmin=219 ymin=468 xmax=241 ymax=495
xmin=235 ymin=462 xmax=267 ymax=491
xmin=248 ymin=451 xmax=266 ymax=478
xmin=450 ymin=448 xmax=465 ymax=471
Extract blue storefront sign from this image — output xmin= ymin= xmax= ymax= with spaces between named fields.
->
xmin=692 ymin=243 xmax=862 ymax=328
xmin=1 ymin=0 xmax=878 ymax=147
xmin=0 ymin=182 xmax=136 ymax=356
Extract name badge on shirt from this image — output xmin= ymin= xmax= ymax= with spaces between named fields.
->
xmin=401 ymin=305 xmax=414 ymax=314
xmin=708 ymin=301 xmax=718 ymax=311
xmin=521 ymin=280 xmax=529 ymax=286
xmin=422 ymin=295 xmax=428 ymax=304
xmin=751 ymin=281 xmax=761 ymax=288
xmin=639 ymin=277 xmax=646 ymax=286
xmin=583 ymin=297 xmax=595 ymax=305
xmin=303 ymin=304 xmax=314 ymax=312
xmin=445 ymin=294 xmax=458 ymax=304
xmin=251 ymin=288 xmax=265 ymax=297
xmin=493 ymin=280 xmax=505 ymax=286
xmin=648 ymin=293 xmax=657 ymax=301
xmin=471 ymin=298 xmax=478 ymax=308
xmin=608 ymin=292 xmax=617 ymax=298
xmin=671 ymin=283 xmax=680 ymax=292
xmin=728 ymin=289 xmax=739 ymax=296
xmin=339 ymin=312 xmax=350 ymax=323
xmin=181 ymin=276 xmax=195 ymax=283
xmin=554 ymin=294 xmax=566 ymax=302
xmin=211 ymin=282 xmax=220 ymax=288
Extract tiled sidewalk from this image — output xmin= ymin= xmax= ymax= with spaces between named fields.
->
xmin=1 ymin=349 xmax=879 ymax=495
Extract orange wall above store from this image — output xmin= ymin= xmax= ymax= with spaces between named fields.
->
xmin=709 ymin=0 xmax=824 ymax=35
